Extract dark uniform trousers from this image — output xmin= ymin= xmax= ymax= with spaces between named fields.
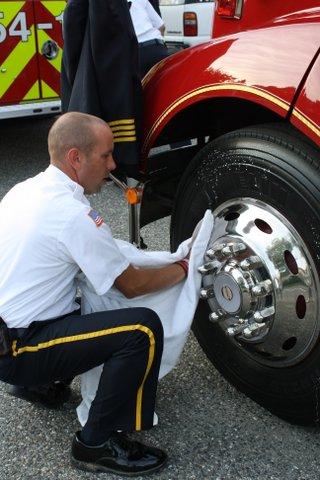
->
xmin=0 ymin=307 xmax=163 ymax=436
xmin=139 ymin=41 xmax=169 ymax=79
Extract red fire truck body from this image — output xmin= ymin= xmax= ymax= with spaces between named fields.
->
xmin=213 ymin=0 xmax=320 ymax=37
xmin=141 ymin=1 xmax=320 ymax=426
xmin=141 ymin=3 xmax=320 ymax=156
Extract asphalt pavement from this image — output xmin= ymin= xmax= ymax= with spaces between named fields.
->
xmin=0 ymin=116 xmax=320 ymax=480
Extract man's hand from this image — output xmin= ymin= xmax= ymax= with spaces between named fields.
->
xmin=114 ymin=263 xmax=187 ymax=298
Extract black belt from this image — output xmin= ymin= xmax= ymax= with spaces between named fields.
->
xmin=10 ymin=327 xmax=28 ymax=340
xmin=139 ymin=38 xmax=165 ymax=48
xmin=7 ymin=308 xmax=81 ymax=341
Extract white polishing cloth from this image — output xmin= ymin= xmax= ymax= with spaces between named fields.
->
xmin=76 ymin=210 xmax=214 ymax=426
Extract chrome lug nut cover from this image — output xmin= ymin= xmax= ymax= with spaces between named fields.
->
xmin=251 ymin=279 xmax=273 ymax=297
xmin=200 ymin=286 xmax=215 ymax=300
xmin=253 ymin=306 xmax=275 ymax=323
xmin=240 ymin=255 xmax=262 ymax=271
xmin=198 ymin=261 xmax=219 ymax=275
xmin=205 ymin=248 xmax=217 ymax=260
xmin=221 ymin=242 xmax=247 ymax=257
xmin=242 ymin=322 xmax=266 ymax=339
xmin=227 ymin=321 xmax=247 ymax=337
xmin=209 ymin=310 xmax=225 ymax=323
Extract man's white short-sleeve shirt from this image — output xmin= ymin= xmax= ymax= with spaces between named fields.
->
xmin=0 ymin=165 xmax=129 ymax=328
xmin=130 ymin=0 xmax=164 ymax=43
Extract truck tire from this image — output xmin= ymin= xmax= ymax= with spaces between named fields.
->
xmin=170 ymin=123 xmax=320 ymax=425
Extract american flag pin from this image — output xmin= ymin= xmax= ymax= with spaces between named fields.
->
xmin=88 ymin=209 xmax=104 ymax=227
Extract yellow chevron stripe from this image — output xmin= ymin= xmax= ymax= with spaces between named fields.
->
xmin=114 ymin=136 xmax=137 ymax=142
xmin=41 ymin=1 xmax=66 ymax=18
xmin=110 ymin=125 xmax=137 ymax=132
xmin=12 ymin=323 xmax=155 ymax=431
xmin=113 ymin=130 xmax=136 ymax=138
xmin=23 ymin=80 xmax=40 ymax=101
xmin=0 ymin=24 xmax=37 ymax=97
xmin=1 ymin=2 xmax=25 ymax=27
xmin=41 ymin=80 xmax=58 ymax=98
xmin=109 ymin=119 xmax=135 ymax=127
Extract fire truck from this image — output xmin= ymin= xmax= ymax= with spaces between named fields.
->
xmin=2 ymin=1 xmax=320 ymax=426
xmin=0 ymin=1 xmax=65 ymax=119
xmin=141 ymin=0 xmax=320 ymax=426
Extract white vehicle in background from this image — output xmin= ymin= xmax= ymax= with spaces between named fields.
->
xmin=159 ymin=0 xmax=216 ymax=51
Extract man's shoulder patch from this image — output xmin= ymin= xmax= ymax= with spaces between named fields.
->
xmin=88 ymin=209 xmax=104 ymax=228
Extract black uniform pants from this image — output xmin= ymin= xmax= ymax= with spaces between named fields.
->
xmin=139 ymin=42 xmax=169 ymax=79
xmin=0 ymin=308 xmax=163 ymax=435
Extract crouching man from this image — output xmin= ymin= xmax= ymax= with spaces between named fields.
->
xmin=0 ymin=112 xmax=188 ymax=476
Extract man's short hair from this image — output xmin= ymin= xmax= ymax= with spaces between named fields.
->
xmin=48 ymin=112 xmax=108 ymax=162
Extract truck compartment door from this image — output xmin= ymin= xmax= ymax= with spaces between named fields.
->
xmin=33 ymin=1 xmax=65 ymax=100
xmin=0 ymin=1 xmax=40 ymax=106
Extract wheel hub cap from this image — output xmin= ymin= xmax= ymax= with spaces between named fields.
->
xmin=214 ymin=272 xmax=242 ymax=313
xmin=198 ymin=198 xmax=320 ymax=367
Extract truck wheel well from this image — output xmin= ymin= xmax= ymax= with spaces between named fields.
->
xmin=141 ymin=99 xmax=287 ymax=228
xmin=153 ymin=97 xmax=283 ymax=148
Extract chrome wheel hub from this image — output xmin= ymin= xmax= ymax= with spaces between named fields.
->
xmin=199 ymin=198 xmax=320 ymax=367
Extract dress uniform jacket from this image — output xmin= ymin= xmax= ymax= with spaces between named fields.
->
xmin=61 ymin=0 xmax=142 ymax=176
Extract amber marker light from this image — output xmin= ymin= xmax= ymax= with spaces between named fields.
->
xmin=125 ymin=188 xmax=142 ymax=205
xmin=109 ymin=173 xmax=143 ymax=205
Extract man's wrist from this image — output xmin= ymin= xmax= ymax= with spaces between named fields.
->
xmin=175 ymin=259 xmax=189 ymax=276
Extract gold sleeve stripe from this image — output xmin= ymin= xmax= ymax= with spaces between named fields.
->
xmin=114 ymin=136 xmax=137 ymax=143
xmin=11 ymin=323 xmax=156 ymax=431
xmin=108 ymin=119 xmax=135 ymax=127
xmin=113 ymin=131 xmax=136 ymax=138
xmin=110 ymin=125 xmax=137 ymax=132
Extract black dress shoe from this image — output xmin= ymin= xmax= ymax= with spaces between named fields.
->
xmin=8 ymin=381 xmax=72 ymax=409
xmin=71 ymin=431 xmax=167 ymax=476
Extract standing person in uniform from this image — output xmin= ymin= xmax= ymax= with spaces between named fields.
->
xmin=149 ymin=0 xmax=161 ymax=16
xmin=0 ymin=112 xmax=189 ymax=476
xmin=129 ymin=0 xmax=169 ymax=78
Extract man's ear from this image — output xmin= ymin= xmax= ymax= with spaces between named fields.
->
xmin=67 ymin=148 xmax=81 ymax=170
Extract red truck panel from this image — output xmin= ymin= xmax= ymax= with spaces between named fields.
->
xmin=213 ymin=0 xmax=320 ymax=38
xmin=142 ymin=21 xmax=320 ymax=156
xmin=291 ymin=54 xmax=320 ymax=147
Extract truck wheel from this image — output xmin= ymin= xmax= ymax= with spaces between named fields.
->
xmin=171 ymin=123 xmax=320 ymax=425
